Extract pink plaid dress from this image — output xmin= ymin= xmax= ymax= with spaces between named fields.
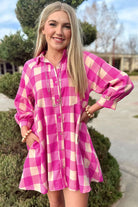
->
xmin=14 ymin=50 xmax=134 ymax=194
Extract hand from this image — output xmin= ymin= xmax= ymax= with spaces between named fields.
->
xmin=26 ymin=132 xmax=39 ymax=148
xmin=80 ymin=111 xmax=89 ymax=123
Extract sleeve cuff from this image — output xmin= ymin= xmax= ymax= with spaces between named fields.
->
xmin=97 ymin=96 xmax=118 ymax=110
xmin=19 ymin=120 xmax=33 ymax=129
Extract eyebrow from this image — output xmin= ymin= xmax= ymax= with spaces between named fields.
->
xmin=48 ymin=20 xmax=71 ymax=25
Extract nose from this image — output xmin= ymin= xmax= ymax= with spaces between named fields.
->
xmin=56 ymin=25 xmax=63 ymax=36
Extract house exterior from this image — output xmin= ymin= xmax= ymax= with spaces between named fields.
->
xmin=0 ymin=59 xmax=18 ymax=75
xmin=93 ymin=52 xmax=138 ymax=71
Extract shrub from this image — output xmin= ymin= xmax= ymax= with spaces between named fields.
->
xmin=0 ymin=109 xmax=26 ymax=156
xmin=0 ymin=72 xmax=21 ymax=99
xmin=124 ymin=70 xmax=138 ymax=76
xmin=0 ymin=109 xmax=122 ymax=207
xmin=88 ymin=128 xmax=122 ymax=207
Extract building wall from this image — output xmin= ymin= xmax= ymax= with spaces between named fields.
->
xmin=92 ymin=52 xmax=138 ymax=71
xmin=0 ymin=59 xmax=18 ymax=75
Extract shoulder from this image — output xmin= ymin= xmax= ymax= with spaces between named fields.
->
xmin=22 ymin=57 xmax=40 ymax=77
xmin=24 ymin=57 xmax=38 ymax=70
xmin=83 ymin=51 xmax=105 ymax=68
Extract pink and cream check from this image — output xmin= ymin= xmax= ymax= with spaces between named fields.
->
xmin=14 ymin=50 xmax=134 ymax=194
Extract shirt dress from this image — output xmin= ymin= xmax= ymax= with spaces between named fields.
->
xmin=14 ymin=50 xmax=134 ymax=194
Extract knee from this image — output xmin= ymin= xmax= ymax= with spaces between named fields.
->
xmin=49 ymin=200 xmax=62 ymax=207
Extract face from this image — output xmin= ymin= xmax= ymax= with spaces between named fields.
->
xmin=42 ymin=10 xmax=71 ymax=53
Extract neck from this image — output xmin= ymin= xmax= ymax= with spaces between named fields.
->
xmin=46 ymin=49 xmax=64 ymax=67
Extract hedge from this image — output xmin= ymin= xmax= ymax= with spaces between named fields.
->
xmin=0 ymin=72 xmax=21 ymax=99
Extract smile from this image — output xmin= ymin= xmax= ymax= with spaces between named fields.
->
xmin=53 ymin=37 xmax=65 ymax=42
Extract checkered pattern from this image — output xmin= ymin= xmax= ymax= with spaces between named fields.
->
xmin=14 ymin=50 xmax=134 ymax=194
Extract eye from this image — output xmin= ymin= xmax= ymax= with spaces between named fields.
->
xmin=49 ymin=23 xmax=56 ymax=26
xmin=64 ymin=25 xmax=71 ymax=29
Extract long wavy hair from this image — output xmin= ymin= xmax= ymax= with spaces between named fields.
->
xmin=34 ymin=1 xmax=87 ymax=98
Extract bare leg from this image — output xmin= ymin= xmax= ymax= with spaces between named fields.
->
xmin=47 ymin=190 xmax=65 ymax=207
xmin=63 ymin=188 xmax=89 ymax=207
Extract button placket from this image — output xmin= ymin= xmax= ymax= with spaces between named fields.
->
xmin=53 ymin=65 xmax=66 ymax=182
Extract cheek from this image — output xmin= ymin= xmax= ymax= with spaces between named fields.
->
xmin=43 ymin=25 xmax=53 ymax=38
xmin=66 ymin=31 xmax=71 ymax=41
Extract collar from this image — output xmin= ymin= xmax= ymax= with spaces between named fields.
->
xmin=36 ymin=49 xmax=67 ymax=65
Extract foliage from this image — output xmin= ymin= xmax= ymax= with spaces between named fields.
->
xmin=0 ymin=31 xmax=34 ymax=66
xmin=133 ymin=115 xmax=138 ymax=119
xmin=81 ymin=21 xmax=97 ymax=45
xmin=0 ymin=109 xmax=25 ymax=156
xmin=0 ymin=108 xmax=122 ymax=207
xmin=88 ymin=128 xmax=122 ymax=206
xmin=0 ymin=72 xmax=21 ymax=99
xmin=124 ymin=69 xmax=138 ymax=76
xmin=89 ymin=153 xmax=122 ymax=207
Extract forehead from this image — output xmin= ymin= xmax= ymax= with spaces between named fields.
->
xmin=47 ymin=10 xmax=70 ymax=23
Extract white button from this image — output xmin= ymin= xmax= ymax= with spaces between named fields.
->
xmin=57 ymin=99 xmax=60 ymax=103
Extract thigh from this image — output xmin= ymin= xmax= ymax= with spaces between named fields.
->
xmin=63 ymin=188 xmax=89 ymax=207
xmin=47 ymin=190 xmax=65 ymax=207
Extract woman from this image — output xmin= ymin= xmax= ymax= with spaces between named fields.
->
xmin=14 ymin=1 xmax=134 ymax=207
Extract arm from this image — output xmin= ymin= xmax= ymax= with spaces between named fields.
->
xmin=21 ymin=126 xmax=39 ymax=147
xmin=81 ymin=52 xmax=134 ymax=122
xmin=80 ymin=102 xmax=103 ymax=123
xmin=14 ymin=61 xmax=39 ymax=146
xmin=14 ymin=62 xmax=34 ymax=129
xmin=85 ymin=53 xmax=134 ymax=110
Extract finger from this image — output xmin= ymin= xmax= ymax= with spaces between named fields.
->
xmin=33 ymin=135 xmax=39 ymax=143
xmin=26 ymin=138 xmax=34 ymax=148
xmin=26 ymin=133 xmax=39 ymax=146
xmin=80 ymin=112 xmax=88 ymax=122
xmin=29 ymin=132 xmax=39 ymax=143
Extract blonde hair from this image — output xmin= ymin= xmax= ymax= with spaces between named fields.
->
xmin=34 ymin=1 xmax=87 ymax=98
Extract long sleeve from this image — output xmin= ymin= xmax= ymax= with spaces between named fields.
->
xmin=14 ymin=61 xmax=34 ymax=128
xmin=85 ymin=52 xmax=134 ymax=110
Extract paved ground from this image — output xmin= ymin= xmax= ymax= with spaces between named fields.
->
xmin=0 ymin=93 xmax=15 ymax=111
xmin=0 ymin=77 xmax=138 ymax=207
xmin=90 ymin=78 xmax=138 ymax=207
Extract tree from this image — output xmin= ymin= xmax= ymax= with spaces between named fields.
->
xmin=81 ymin=21 xmax=96 ymax=45
xmin=82 ymin=0 xmax=123 ymax=52
xmin=127 ymin=35 xmax=138 ymax=55
xmin=126 ymin=35 xmax=138 ymax=72
xmin=0 ymin=31 xmax=34 ymax=66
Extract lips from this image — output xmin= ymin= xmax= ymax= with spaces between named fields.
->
xmin=53 ymin=37 xmax=65 ymax=42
